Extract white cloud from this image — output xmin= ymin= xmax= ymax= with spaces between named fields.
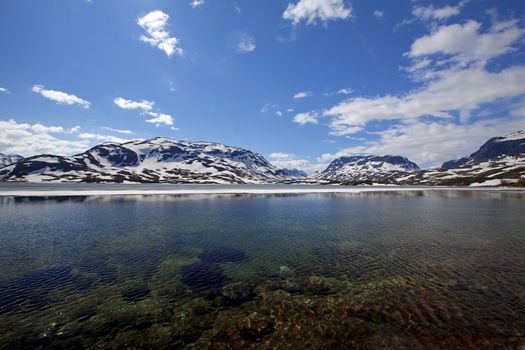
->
xmin=408 ymin=20 xmax=525 ymax=67
xmin=317 ymin=16 xmax=525 ymax=166
xmin=260 ymin=103 xmax=277 ymax=113
xmin=319 ymin=118 xmax=525 ymax=167
xmin=0 ymin=87 xmax=10 ymax=94
xmin=145 ymin=112 xmax=174 ymax=126
xmin=373 ymin=10 xmax=384 ymax=18
xmin=101 ymin=127 xmax=133 ymax=135
xmin=0 ymin=119 xmax=90 ymax=157
xmin=69 ymin=126 xmax=81 ymax=133
xmin=268 ymin=151 xmax=327 ymax=174
xmin=114 ymin=96 xmax=175 ymax=128
xmin=412 ymin=1 xmax=467 ymax=21
xmin=190 ymin=0 xmax=205 ymax=8
xmin=31 ymin=124 xmax=66 ymax=134
xmin=325 ymin=17 xmax=525 ymax=136
xmin=32 ymin=85 xmax=91 ymax=109
xmin=337 ymin=88 xmax=353 ymax=95
xmin=271 ymin=158 xmax=327 ymax=174
xmin=293 ymin=111 xmax=318 ymax=125
xmin=269 ymin=152 xmax=291 ymax=159
xmin=114 ymin=97 xmax=154 ymax=111
xmin=137 ymin=10 xmax=183 ymax=57
xmin=328 ymin=125 xmax=363 ymax=136
xmin=325 ymin=65 xmax=525 ymax=133
xmin=293 ymin=91 xmax=313 ymax=99
xmin=234 ymin=3 xmax=242 ymax=15
xmin=236 ymin=33 xmax=256 ymax=53
xmin=78 ymin=133 xmax=130 ymax=144
xmin=283 ymin=0 xmax=352 ymax=25
xmin=275 ymin=111 xmax=283 ymax=117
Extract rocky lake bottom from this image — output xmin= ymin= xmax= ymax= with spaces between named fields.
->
xmin=0 ymin=189 xmax=524 ymax=349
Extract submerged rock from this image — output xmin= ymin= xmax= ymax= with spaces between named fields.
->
xmin=198 ymin=247 xmax=248 ymax=264
xmin=219 ymin=282 xmax=256 ymax=306
xmin=181 ymin=263 xmax=226 ymax=290
xmin=238 ymin=312 xmax=275 ymax=341
xmin=121 ymin=285 xmax=150 ymax=302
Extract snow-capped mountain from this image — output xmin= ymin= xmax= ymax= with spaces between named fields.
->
xmin=0 ymin=138 xmax=286 ymax=183
xmin=0 ymin=153 xmax=23 ymax=168
xmin=275 ymin=168 xmax=308 ymax=178
xmin=398 ymin=130 xmax=525 ymax=186
xmin=315 ymin=155 xmax=420 ymax=183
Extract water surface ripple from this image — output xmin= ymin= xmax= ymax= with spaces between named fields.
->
xmin=0 ymin=190 xmax=524 ymax=349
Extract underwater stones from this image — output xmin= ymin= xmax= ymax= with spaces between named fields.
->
xmin=181 ymin=263 xmax=226 ymax=290
xmin=181 ymin=247 xmax=249 ymax=291
xmin=219 ymin=282 xmax=256 ymax=306
xmin=121 ymin=285 xmax=151 ymax=302
xmin=198 ymin=247 xmax=248 ymax=264
xmin=278 ymin=265 xmax=293 ymax=276
xmin=0 ymin=266 xmax=74 ymax=314
xmin=238 ymin=312 xmax=275 ymax=341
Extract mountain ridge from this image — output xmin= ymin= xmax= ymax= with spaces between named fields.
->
xmin=0 ymin=130 xmax=524 ymax=186
xmin=0 ymin=153 xmax=23 ymax=168
xmin=0 ymin=138 xmax=285 ymax=183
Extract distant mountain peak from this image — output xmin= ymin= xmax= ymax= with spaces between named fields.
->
xmin=276 ymin=168 xmax=308 ymax=178
xmin=0 ymin=138 xmax=291 ymax=183
xmin=0 ymin=153 xmax=24 ymax=168
xmin=441 ymin=129 xmax=525 ymax=169
xmin=316 ymin=154 xmax=419 ymax=182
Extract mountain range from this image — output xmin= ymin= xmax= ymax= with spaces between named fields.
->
xmin=0 ymin=130 xmax=524 ymax=186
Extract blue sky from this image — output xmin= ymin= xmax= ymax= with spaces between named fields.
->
xmin=1 ymin=0 xmax=524 ymax=172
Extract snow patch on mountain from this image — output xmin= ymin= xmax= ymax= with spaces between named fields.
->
xmin=0 ymin=153 xmax=24 ymax=168
xmin=0 ymin=138 xmax=286 ymax=183
xmin=316 ymin=155 xmax=419 ymax=183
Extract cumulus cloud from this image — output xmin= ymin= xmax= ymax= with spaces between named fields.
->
xmin=0 ymin=119 xmax=90 ymax=157
xmin=101 ymin=127 xmax=133 ymax=135
xmin=114 ymin=96 xmax=175 ymax=128
xmin=293 ymin=91 xmax=313 ymax=99
xmin=325 ymin=66 xmax=525 ymax=132
xmin=137 ymin=10 xmax=183 ymax=57
xmin=32 ymin=85 xmax=91 ymax=109
xmin=268 ymin=151 xmax=327 ymax=174
xmin=114 ymin=97 xmax=154 ymax=111
xmin=319 ymin=118 xmax=525 ymax=167
xmin=315 ymin=16 xmax=525 ymax=167
xmin=293 ymin=111 xmax=318 ymax=125
xmin=145 ymin=112 xmax=174 ymax=126
xmin=271 ymin=158 xmax=327 ymax=174
xmin=236 ymin=33 xmax=256 ymax=53
xmin=408 ymin=20 xmax=525 ymax=67
xmin=0 ymin=87 xmax=10 ymax=94
xmin=283 ymin=0 xmax=352 ymax=25
xmin=324 ymin=18 xmax=525 ymax=136
xmin=190 ymin=0 xmax=205 ymax=8
xmin=412 ymin=1 xmax=467 ymax=21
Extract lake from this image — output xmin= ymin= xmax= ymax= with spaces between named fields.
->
xmin=0 ymin=188 xmax=524 ymax=349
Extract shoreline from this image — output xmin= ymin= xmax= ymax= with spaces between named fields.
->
xmin=0 ymin=184 xmax=524 ymax=197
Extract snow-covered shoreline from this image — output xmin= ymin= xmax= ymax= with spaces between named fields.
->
xmin=0 ymin=184 xmax=523 ymax=197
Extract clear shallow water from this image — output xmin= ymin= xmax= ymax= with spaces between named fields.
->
xmin=0 ymin=191 xmax=524 ymax=349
